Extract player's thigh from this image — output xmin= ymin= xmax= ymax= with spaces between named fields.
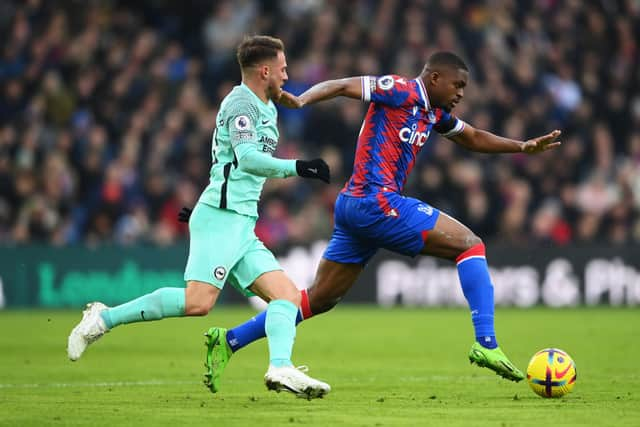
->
xmin=229 ymin=239 xmax=300 ymax=305
xmin=184 ymin=203 xmax=252 ymax=289
xmin=307 ymin=258 xmax=363 ymax=313
xmin=419 ymin=211 xmax=482 ymax=260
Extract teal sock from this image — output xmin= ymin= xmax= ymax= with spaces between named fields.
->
xmin=265 ymin=299 xmax=297 ymax=368
xmin=100 ymin=287 xmax=185 ymax=329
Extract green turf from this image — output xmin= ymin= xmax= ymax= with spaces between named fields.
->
xmin=0 ymin=307 xmax=638 ymax=426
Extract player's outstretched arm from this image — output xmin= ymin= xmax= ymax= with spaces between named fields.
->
xmin=234 ymin=143 xmax=330 ymax=183
xmin=300 ymin=77 xmax=363 ymax=105
xmin=449 ymin=124 xmax=562 ymax=154
xmin=276 ymin=77 xmax=364 ymax=108
xmin=226 ymin=100 xmax=330 ymax=182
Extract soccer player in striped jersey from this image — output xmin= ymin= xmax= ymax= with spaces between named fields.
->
xmin=198 ymin=51 xmax=562 ymax=389
xmin=67 ymin=35 xmax=332 ymax=399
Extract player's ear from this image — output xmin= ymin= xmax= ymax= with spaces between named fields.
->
xmin=259 ymin=64 xmax=270 ymax=80
xmin=429 ymin=71 xmax=441 ymax=86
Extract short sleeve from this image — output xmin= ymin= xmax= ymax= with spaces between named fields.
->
xmin=360 ymin=75 xmax=415 ymax=107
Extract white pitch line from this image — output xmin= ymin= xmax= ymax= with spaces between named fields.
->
xmin=0 ymin=380 xmax=199 ymax=389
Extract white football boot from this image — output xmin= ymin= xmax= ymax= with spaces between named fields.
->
xmin=264 ymin=365 xmax=331 ymax=399
xmin=67 ymin=302 xmax=110 ymax=361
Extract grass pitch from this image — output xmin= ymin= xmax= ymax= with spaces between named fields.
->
xmin=0 ymin=307 xmax=638 ymax=426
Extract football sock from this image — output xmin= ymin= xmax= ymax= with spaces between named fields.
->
xmin=226 ymin=289 xmax=311 ymax=352
xmin=100 ymin=287 xmax=186 ymax=329
xmin=265 ymin=299 xmax=298 ymax=368
xmin=456 ymin=243 xmax=498 ymax=349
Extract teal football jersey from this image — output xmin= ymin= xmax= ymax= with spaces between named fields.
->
xmin=198 ymin=84 xmax=283 ymax=217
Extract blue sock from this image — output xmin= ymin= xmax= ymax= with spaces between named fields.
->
xmin=226 ymin=309 xmax=303 ymax=353
xmin=456 ymin=244 xmax=498 ymax=349
xmin=100 ymin=287 xmax=186 ymax=329
xmin=265 ymin=299 xmax=298 ymax=367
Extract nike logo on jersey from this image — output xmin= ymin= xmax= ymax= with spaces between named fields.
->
xmin=140 ymin=310 xmax=146 ymax=320
xmin=261 ymin=119 xmax=270 ymax=125
xmin=308 ymin=168 xmax=318 ymax=174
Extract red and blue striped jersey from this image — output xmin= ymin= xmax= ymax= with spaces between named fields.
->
xmin=342 ymin=75 xmax=465 ymax=197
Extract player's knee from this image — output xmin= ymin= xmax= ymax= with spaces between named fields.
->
xmin=311 ymin=296 xmax=341 ymax=315
xmin=187 ymin=306 xmax=208 ymax=316
xmin=184 ymin=282 xmax=218 ymax=315
xmin=267 ymin=284 xmax=302 ymax=306
xmin=184 ymin=301 xmax=212 ymax=316
xmin=464 ymin=234 xmax=483 ymax=250
xmin=278 ymin=287 xmax=302 ymax=306
xmin=459 ymin=234 xmax=483 ymax=254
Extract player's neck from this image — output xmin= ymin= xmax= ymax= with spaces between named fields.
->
xmin=242 ymin=77 xmax=270 ymax=104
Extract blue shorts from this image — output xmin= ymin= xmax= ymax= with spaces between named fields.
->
xmin=323 ymin=192 xmax=441 ymax=264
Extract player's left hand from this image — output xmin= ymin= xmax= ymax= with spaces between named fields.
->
xmin=178 ymin=207 xmax=192 ymax=223
xmin=275 ymin=90 xmax=304 ymax=109
xmin=521 ymin=130 xmax=562 ymax=154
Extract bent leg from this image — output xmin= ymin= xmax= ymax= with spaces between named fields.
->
xmin=69 ymin=285 xmax=195 ymax=362
xmin=421 ymin=212 xmax=525 ymax=381
xmin=204 ymin=271 xmax=301 ymax=393
xmin=225 ymin=258 xmax=363 ymax=353
xmin=101 ymin=286 xmax=192 ymax=329
xmin=102 ymin=280 xmax=220 ymax=329
xmin=307 ymin=258 xmax=363 ymax=315
xmin=420 ymin=212 xmax=496 ymax=346
xmin=253 ymin=273 xmax=331 ymax=398
xmin=250 ymin=270 xmax=302 ymax=368
xmin=419 ymin=212 xmax=482 ymax=260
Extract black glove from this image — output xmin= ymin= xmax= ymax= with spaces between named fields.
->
xmin=178 ymin=207 xmax=192 ymax=223
xmin=296 ymin=158 xmax=330 ymax=184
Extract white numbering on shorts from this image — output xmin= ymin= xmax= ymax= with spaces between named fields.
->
xmin=418 ymin=205 xmax=433 ymax=216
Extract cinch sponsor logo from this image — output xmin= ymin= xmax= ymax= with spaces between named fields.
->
xmin=399 ymin=126 xmax=430 ymax=146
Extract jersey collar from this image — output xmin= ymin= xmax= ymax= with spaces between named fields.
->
xmin=415 ymin=78 xmax=431 ymax=111
xmin=240 ymin=82 xmax=272 ymax=107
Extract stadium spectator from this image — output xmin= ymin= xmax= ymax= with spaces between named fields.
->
xmin=0 ymin=0 xmax=638 ymax=247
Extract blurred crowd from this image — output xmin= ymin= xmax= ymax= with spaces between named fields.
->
xmin=0 ymin=0 xmax=639 ymax=249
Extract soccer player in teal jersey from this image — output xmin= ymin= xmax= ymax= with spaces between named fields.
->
xmin=67 ymin=35 xmax=332 ymax=399
xmin=191 ymin=51 xmax=562 ymax=392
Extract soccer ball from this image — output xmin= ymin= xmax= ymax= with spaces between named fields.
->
xmin=526 ymin=348 xmax=577 ymax=398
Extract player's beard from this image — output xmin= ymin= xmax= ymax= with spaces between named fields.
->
xmin=266 ymin=80 xmax=283 ymax=101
